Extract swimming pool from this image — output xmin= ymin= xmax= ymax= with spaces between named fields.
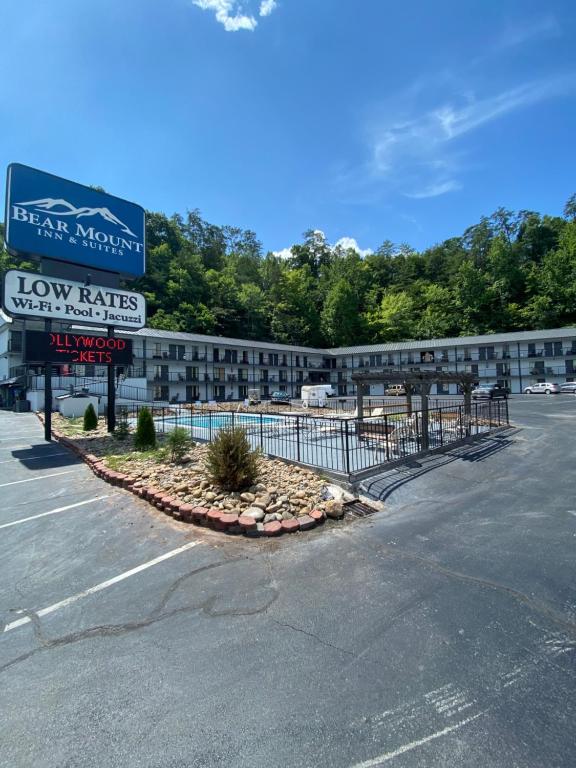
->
xmin=163 ymin=413 xmax=282 ymax=430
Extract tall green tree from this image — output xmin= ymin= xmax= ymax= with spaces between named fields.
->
xmin=365 ymin=291 xmax=415 ymax=342
xmin=321 ymin=279 xmax=363 ymax=346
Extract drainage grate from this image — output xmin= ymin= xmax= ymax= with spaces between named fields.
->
xmin=343 ymin=501 xmax=378 ymax=519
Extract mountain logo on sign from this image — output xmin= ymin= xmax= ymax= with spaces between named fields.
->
xmin=15 ymin=198 xmax=137 ymax=237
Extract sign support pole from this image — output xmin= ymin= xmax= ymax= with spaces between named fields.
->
xmin=44 ymin=319 xmax=52 ymax=442
xmin=107 ymin=326 xmax=116 ymax=433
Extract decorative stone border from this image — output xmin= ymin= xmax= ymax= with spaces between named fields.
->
xmin=38 ymin=414 xmax=333 ymax=538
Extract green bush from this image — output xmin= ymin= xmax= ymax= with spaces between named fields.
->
xmin=114 ymin=407 xmax=130 ymax=440
xmin=205 ymin=427 xmax=259 ymax=491
xmin=83 ymin=403 xmax=98 ymax=431
xmin=134 ymin=407 xmax=156 ymax=450
xmin=114 ymin=419 xmax=130 ymax=440
xmin=166 ymin=427 xmax=193 ymax=463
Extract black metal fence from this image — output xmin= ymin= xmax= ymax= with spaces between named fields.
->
xmin=124 ymin=400 xmax=509 ymax=479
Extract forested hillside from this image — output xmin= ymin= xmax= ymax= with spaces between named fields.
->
xmin=2 ymin=195 xmax=576 ymax=347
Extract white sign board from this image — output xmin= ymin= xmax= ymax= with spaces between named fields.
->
xmin=2 ymin=269 xmax=146 ymax=329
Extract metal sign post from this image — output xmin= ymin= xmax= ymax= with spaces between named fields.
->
xmin=44 ymin=319 xmax=52 ymax=442
xmin=107 ymin=326 xmax=116 ymax=433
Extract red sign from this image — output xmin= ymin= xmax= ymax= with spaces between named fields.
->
xmin=25 ymin=331 xmax=133 ymax=365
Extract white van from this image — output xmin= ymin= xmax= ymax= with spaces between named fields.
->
xmin=301 ymin=384 xmax=336 ymax=408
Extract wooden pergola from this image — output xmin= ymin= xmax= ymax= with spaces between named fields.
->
xmin=352 ymin=369 xmax=478 ymax=450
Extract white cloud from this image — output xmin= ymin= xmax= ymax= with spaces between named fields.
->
xmin=404 ymin=180 xmax=462 ymax=199
xmin=498 ymin=14 xmax=561 ymax=49
xmin=259 ymin=0 xmax=277 ymax=17
xmin=365 ymin=73 xmax=576 ymax=200
xmin=192 ymin=0 xmax=277 ymax=31
xmin=273 ymin=236 xmax=373 ymax=260
xmin=272 ymin=247 xmax=294 ymax=260
xmin=333 ymin=236 xmax=373 ymax=257
xmin=192 ymin=0 xmax=257 ymax=31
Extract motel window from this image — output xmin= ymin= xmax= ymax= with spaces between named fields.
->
xmin=154 ymin=385 xmax=168 ymax=401
xmin=9 ymin=331 xmax=23 ymax=352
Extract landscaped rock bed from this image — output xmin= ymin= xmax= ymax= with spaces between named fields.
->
xmin=41 ymin=413 xmax=355 ymax=537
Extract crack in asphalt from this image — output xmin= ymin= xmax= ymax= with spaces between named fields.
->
xmin=270 ymin=618 xmax=354 ymax=656
xmin=339 ymin=531 xmax=576 ymax=638
xmin=0 ymin=556 xmax=279 ymax=675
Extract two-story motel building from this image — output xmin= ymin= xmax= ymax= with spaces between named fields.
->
xmin=2 ymin=311 xmax=576 ymax=407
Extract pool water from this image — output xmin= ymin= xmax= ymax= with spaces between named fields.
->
xmin=164 ymin=413 xmax=281 ymax=430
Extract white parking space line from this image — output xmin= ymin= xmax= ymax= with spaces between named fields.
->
xmin=0 ymin=470 xmax=79 ymax=488
xmin=0 ymin=452 xmax=69 ymax=465
xmin=348 ymin=711 xmax=486 ymax=767
xmin=0 ymin=496 xmax=109 ymax=530
xmin=3 ymin=541 xmax=201 ymax=634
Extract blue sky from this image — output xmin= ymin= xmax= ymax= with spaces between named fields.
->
xmin=1 ymin=0 xmax=575 ymax=257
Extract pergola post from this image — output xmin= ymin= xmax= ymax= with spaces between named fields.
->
xmin=356 ymin=383 xmax=365 ymax=420
xmin=405 ymin=383 xmax=413 ymax=415
xmin=462 ymin=382 xmax=473 ymax=416
xmin=420 ymin=382 xmax=432 ymax=450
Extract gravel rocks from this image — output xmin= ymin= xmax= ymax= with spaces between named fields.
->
xmin=49 ymin=412 xmax=367 ymax=539
xmin=244 ymin=507 xmax=266 ymax=521
xmin=324 ymin=500 xmax=345 ymax=519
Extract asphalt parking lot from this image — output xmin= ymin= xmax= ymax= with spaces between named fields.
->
xmin=1 ymin=398 xmax=575 ymax=768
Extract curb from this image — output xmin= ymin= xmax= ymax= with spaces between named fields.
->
xmin=37 ymin=414 xmax=334 ymax=538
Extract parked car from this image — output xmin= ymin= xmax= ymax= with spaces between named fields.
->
xmin=559 ymin=382 xmax=576 ymax=393
xmin=471 ymin=383 xmax=509 ymax=400
xmin=523 ymin=382 xmax=561 ymax=394
xmin=385 ymin=384 xmax=406 ymax=396
xmin=271 ymin=390 xmax=290 ymax=404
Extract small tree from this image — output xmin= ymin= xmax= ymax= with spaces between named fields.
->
xmin=134 ymin=407 xmax=156 ymax=450
xmin=83 ymin=403 xmax=98 ymax=431
xmin=166 ymin=427 xmax=193 ymax=463
xmin=205 ymin=427 xmax=259 ymax=491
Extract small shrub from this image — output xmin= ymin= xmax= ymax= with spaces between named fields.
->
xmin=83 ymin=403 xmax=98 ymax=432
xmin=114 ymin=407 xmax=130 ymax=440
xmin=205 ymin=427 xmax=259 ymax=491
xmin=134 ymin=407 xmax=156 ymax=450
xmin=114 ymin=420 xmax=130 ymax=440
xmin=166 ymin=427 xmax=193 ymax=463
